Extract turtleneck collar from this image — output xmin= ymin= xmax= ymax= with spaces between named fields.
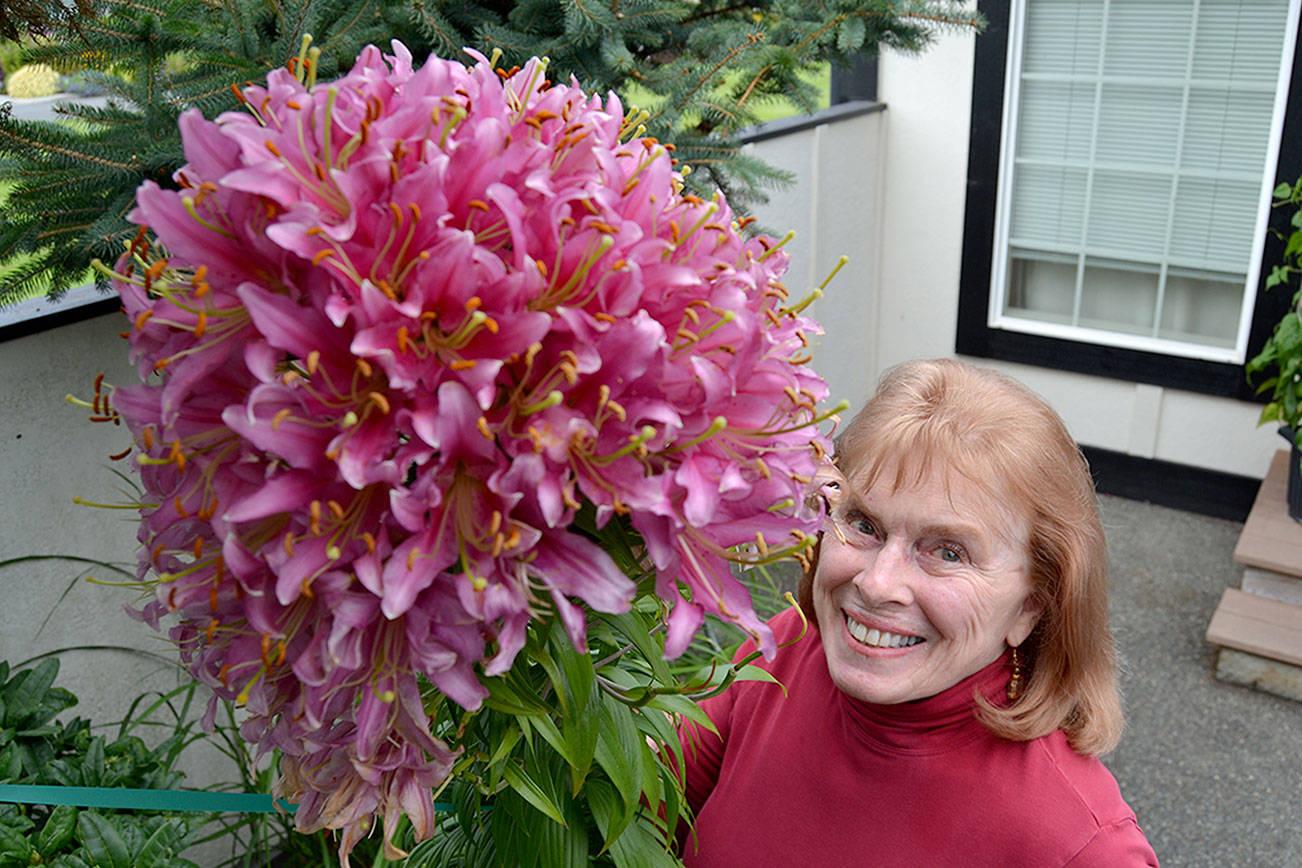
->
xmin=835 ymin=648 xmax=1014 ymax=756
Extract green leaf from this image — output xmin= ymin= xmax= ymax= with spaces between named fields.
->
xmin=135 ymin=817 xmax=185 ymax=867
xmin=646 ymin=693 xmax=716 ymax=733
xmin=604 ymin=611 xmax=673 ymax=684
xmin=77 ymin=811 xmax=131 ymax=868
xmin=593 ymin=701 xmax=643 ymax=811
xmin=529 ymin=709 xmax=580 ymax=769
xmin=0 ymin=822 xmax=32 ymax=861
xmin=552 ymin=632 xmax=600 ymax=792
xmin=607 ymin=815 xmax=680 ymax=868
xmin=486 ymin=723 xmax=523 ymax=769
xmin=81 ymin=736 xmax=106 ymax=787
xmin=480 ymin=677 xmax=549 ymax=716
xmin=501 ymin=762 xmax=567 ymax=827
xmin=3 ymin=659 xmax=59 ymax=723
xmin=732 ymin=663 xmax=783 ymax=688
xmin=36 ymin=804 xmax=78 ymax=856
xmin=49 ymin=854 xmax=93 ymax=868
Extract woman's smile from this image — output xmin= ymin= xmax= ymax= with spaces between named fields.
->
xmin=842 ymin=612 xmax=925 ymax=649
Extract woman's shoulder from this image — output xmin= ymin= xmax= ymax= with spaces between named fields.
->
xmin=1000 ymin=731 xmax=1157 ymax=865
xmin=1026 ymin=730 xmax=1135 ymax=816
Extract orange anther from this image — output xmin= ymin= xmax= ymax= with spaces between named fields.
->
xmin=368 ymin=391 xmax=391 ymax=414
xmin=193 ymin=311 xmax=207 ymax=339
xmin=312 ymin=248 xmax=335 ymax=265
xmin=134 ymin=310 xmax=154 ymax=330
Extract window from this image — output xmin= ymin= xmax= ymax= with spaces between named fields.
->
xmin=958 ymin=0 xmax=1302 ymax=397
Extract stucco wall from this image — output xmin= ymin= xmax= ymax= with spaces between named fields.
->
xmin=744 ymin=108 xmax=886 ymax=413
xmin=0 ymin=313 xmax=236 ymax=795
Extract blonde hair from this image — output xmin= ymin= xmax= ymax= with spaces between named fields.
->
xmin=798 ymin=358 xmax=1123 ymax=756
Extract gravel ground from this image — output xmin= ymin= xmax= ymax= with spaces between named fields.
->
xmin=1100 ymin=494 xmax=1302 ymax=867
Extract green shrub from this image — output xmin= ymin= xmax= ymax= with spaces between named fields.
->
xmin=4 ymin=62 xmax=59 ymax=97
xmin=0 ymin=658 xmax=198 ymax=867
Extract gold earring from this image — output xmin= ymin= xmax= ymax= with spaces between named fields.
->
xmin=1006 ymin=645 xmax=1024 ymax=702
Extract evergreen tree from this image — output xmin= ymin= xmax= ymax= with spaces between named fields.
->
xmin=0 ymin=0 xmax=978 ymax=303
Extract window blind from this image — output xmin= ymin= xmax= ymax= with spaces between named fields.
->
xmin=995 ymin=0 xmax=1295 ymax=357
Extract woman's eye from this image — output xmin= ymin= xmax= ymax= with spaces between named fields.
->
xmin=937 ymin=545 xmax=963 ymax=563
xmin=848 ymin=515 xmax=877 ymax=537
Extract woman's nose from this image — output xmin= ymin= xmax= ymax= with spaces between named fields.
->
xmin=853 ymin=539 xmax=914 ymax=605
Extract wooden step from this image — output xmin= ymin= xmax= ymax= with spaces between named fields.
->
xmin=1234 ymin=450 xmax=1302 ymax=577
xmin=1205 ymin=587 xmax=1302 ymax=667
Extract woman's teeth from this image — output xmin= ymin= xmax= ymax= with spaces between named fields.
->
xmin=844 ymin=614 xmax=924 ymax=648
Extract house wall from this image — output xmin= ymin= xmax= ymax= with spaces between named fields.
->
xmin=743 ymin=108 xmax=887 ymax=412
xmin=817 ymin=29 xmax=1281 ymax=479
xmin=0 ymin=313 xmax=237 ymax=795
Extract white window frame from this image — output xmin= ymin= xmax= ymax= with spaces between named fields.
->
xmin=986 ymin=0 xmax=1302 ymax=365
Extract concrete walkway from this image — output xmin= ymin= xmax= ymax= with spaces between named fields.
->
xmin=1100 ymin=494 xmax=1302 ymax=867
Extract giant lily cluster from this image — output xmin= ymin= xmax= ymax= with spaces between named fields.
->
xmin=101 ymin=42 xmax=830 ymax=857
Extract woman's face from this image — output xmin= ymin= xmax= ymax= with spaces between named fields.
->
xmin=811 ymin=463 xmax=1042 ymax=705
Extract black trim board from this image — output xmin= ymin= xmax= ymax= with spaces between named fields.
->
xmin=1081 ymin=445 xmax=1257 ymax=522
xmin=957 ymin=0 xmax=1302 ymax=402
xmin=0 ymin=296 xmax=120 ymax=344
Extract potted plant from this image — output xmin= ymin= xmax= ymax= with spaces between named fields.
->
xmin=1246 ymin=174 xmax=1302 ymax=519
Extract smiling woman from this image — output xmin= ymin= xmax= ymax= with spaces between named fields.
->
xmin=677 ymin=358 xmax=1160 ymax=867
xmin=813 ymin=463 xmax=1040 ymax=707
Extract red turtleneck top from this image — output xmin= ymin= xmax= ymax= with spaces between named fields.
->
xmin=679 ymin=607 xmax=1158 ymax=867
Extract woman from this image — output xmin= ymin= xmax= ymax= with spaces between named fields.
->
xmin=679 ymin=358 xmax=1158 ymax=866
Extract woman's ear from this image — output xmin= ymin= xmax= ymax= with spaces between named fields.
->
xmin=1006 ymin=594 xmax=1043 ymax=649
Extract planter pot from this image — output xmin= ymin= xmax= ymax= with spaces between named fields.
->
xmin=1279 ymin=427 xmax=1302 ymax=522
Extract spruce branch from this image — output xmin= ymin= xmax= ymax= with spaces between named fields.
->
xmin=0 ymin=0 xmax=980 ymax=302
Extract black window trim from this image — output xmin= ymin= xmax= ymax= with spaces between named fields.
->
xmin=956 ymin=0 xmax=1302 ymax=401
